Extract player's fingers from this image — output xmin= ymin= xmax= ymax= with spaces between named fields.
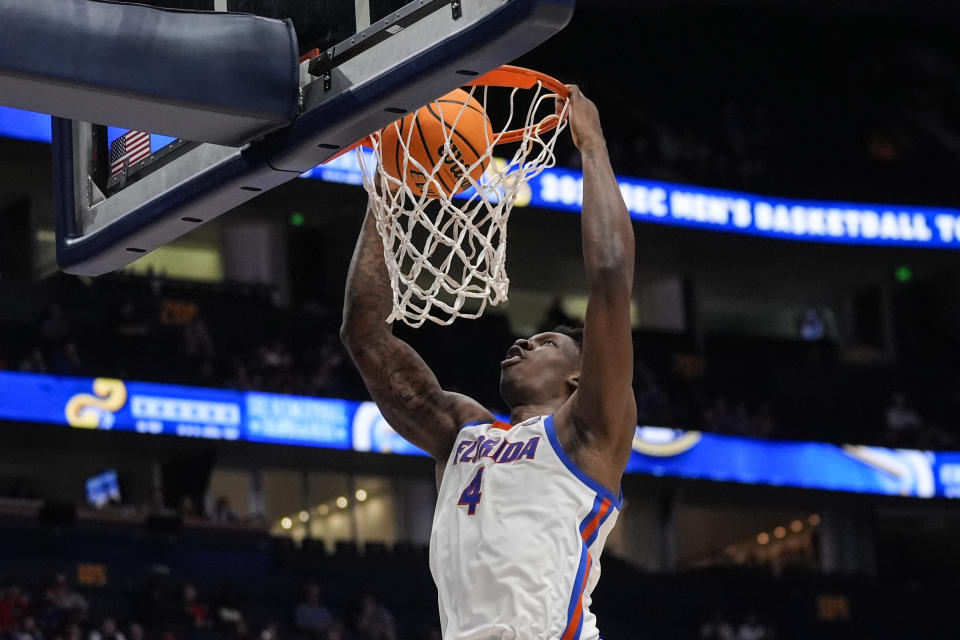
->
xmin=564 ymin=85 xmax=581 ymax=119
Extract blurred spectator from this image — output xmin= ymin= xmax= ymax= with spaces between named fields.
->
xmin=14 ymin=616 xmax=44 ymax=640
xmin=797 ymin=308 xmax=826 ymax=342
xmin=179 ymin=497 xmax=201 ymax=520
xmin=885 ymin=392 xmax=923 ymax=442
xmin=321 ymin=624 xmax=347 ymax=640
xmin=40 ymin=305 xmax=72 ymax=353
xmin=259 ymin=341 xmax=292 ymax=372
xmin=217 ymin=607 xmax=245 ymax=638
xmin=751 ymin=403 xmax=776 ymax=439
xmin=89 ymin=618 xmax=126 ymax=640
xmin=46 ymin=575 xmax=88 ymax=624
xmin=355 ymin=595 xmax=397 ymax=640
xmin=182 ymin=584 xmax=210 ymax=628
xmin=115 ymin=303 xmax=150 ymax=346
xmin=49 ymin=342 xmax=89 ymax=377
xmin=258 ymin=624 xmax=279 ymax=640
xmin=293 ymin=584 xmax=334 ymax=638
xmin=17 ymin=349 xmax=46 ymax=373
xmin=227 ymin=621 xmax=250 ymax=640
xmin=307 ymin=336 xmax=349 ymax=398
xmin=0 ymin=585 xmax=30 ymax=633
xmin=634 ymin=361 xmax=671 ymax=426
xmin=736 ymin=614 xmax=770 ymax=640
xmin=183 ymin=314 xmax=216 ymax=361
xmin=700 ymin=610 xmax=735 ymax=640
xmin=209 ymin=496 xmax=237 ymax=524
xmin=63 ymin=623 xmax=83 ymax=640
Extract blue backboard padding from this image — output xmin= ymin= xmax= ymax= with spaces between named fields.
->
xmin=1 ymin=369 xmax=958 ymax=499
xmin=0 ymin=0 xmax=298 ymax=134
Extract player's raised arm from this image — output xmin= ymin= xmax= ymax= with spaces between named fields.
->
xmin=557 ymin=86 xmax=637 ymax=462
xmin=340 ymin=198 xmax=493 ymax=462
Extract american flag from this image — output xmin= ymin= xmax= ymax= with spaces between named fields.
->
xmin=109 ymin=130 xmax=151 ymax=176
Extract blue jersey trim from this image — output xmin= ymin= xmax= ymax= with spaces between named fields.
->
xmin=544 ymin=415 xmax=623 ymax=508
xmin=573 ymin=598 xmax=585 ymax=640
xmin=565 ymin=540 xmax=589 ymax=632
xmin=584 ymin=497 xmax=615 ymax=549
xmin=579 ymin=495 xmax=604 ymax=538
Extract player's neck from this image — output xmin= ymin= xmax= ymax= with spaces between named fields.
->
xmin=508 ymin=401 xmax=563 ymax=425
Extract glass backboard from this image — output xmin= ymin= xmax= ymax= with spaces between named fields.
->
xmin=45 ymin=0 xmax=574 ymax=275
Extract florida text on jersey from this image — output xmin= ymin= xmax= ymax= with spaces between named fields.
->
xmin=430 ymin=414 xmax=622 ymax=640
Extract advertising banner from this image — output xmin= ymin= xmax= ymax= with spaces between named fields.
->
xmin=1 ymin=371 xmax=957 ymax=498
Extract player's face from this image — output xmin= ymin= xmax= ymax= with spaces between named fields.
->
xmin=499 ymin=332 xmax=581 ymax=405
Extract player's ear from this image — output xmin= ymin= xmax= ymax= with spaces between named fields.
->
xmin=565 ymin=373 xmax=580 ymax=393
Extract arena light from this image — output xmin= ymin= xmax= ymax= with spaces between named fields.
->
xmin=336 ymin=496 xmax=348 ymax=509
xmin=317 ymin=504 xmax=330 ymax=516
xmin=774 ymin=526 xmax=786 ymax=539
xmin=809 ymin=513 xmax=821 ymax=526
xmin=895 ymin=265 xmax=913 ymax=283
xmin=790 ymin=519 xmax=804 ymax=533
xmin=298 ymin=510 xmax=309 ymax=523
xmin=280 ymin=517 xmax=292 ymax=530
xmin=757 ymin=532 xmax=770 ymax=545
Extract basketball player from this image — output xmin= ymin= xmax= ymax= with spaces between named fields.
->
xmin=341 ymin=86 xmax=636 ymax=640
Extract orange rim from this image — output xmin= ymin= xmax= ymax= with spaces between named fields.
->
xmin=465 ymin=65 xmax=569 ymax=145
xmin=322 ymin=65 xmax=567 ymax=163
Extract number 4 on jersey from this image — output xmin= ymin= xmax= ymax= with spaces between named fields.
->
xmin=458 ymin=467 xmax=485 ymax=515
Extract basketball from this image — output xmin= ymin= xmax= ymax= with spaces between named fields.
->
xmin=380 ymin=89 xmax=493 ymax=198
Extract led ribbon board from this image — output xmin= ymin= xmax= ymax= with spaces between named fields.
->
xmin=1 ymin=370 xmax=959 ymax=499
xmin=6 ymin=107 xmax=960 ymax=248
xmin=313 ymin=152 xmax=960 ymax=248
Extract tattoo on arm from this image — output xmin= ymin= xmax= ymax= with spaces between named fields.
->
xmin=341 ymin=202 xmax=465 ymax=458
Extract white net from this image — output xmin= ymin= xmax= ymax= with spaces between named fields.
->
xmin=358 ymin=70 xmax=569 ymax=327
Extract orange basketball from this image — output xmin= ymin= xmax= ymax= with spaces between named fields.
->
xmin=380 ymin=89 xmax=493 ymax=198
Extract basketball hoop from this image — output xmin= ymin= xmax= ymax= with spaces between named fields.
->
xmin=358 ymin=65 xmax=570 ymax=327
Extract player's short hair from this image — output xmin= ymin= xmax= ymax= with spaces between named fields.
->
xmin=552 ymin=325 xmax=584 ymax=354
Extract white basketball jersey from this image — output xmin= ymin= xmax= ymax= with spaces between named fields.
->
xmin=429 ymin=414 xmax=621 ymax=640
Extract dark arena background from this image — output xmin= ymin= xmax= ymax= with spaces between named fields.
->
xmin=4 ymin=0 xmax=960 ymax=639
